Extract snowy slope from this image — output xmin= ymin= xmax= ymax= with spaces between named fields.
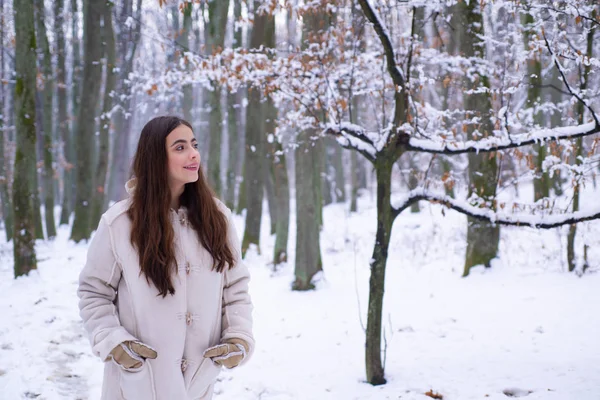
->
xmin=0 ymin=194 xmax=599 ymax=400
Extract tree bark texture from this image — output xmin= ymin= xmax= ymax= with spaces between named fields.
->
xmin=13 ymin=0 xmax=39 ymax=275
xmin=70 ymin=0 xmax=103 ymax=242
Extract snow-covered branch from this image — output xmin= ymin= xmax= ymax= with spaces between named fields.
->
xmin=323 ymin=123 xmax=377 ymax=162
xmin=406 ymin=122 xmax=600 ymax=154
xmin=542 ymin=30 xmax=600 ymax=127
xmin=356 ymin=0 xmax=405 ymax=89
xmin=392 ymin=189 xmax=600 ymax=229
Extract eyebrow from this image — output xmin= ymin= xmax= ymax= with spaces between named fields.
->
xmin=170 ymin=138 xmax=197 ymax=147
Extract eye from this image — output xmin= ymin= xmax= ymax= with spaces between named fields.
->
xmin=176 ymin=145 xmax=184 ymax=151
xmin=193 ymin=143 xmax=199 ymax=149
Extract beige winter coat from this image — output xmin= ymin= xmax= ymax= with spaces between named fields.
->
xmin=77 ymin=182 xmax=254 ymax=400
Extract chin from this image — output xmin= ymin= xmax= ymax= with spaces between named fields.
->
xmin=186 ymin=175 xmax=199 ymax=184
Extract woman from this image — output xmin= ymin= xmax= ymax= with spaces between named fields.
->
xmin=78 ymin=116 xmax=254 ymax=400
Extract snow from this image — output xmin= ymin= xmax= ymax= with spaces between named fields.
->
xmin=392 ymin=189 xmax=600 ymax=228
xmin=409 ymin=122 xmax=599 ymax=154
xmin=1 ymin=195 xmax=600 ymax=399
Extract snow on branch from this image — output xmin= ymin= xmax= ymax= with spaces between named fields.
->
xmin=323 ymin=122 xmax=377 ymax=161
xmin=542 ymin=30 xmax=600 ymax=127
xmin=406 ymin=121 xmax=600 ymax=154
xmin=356 ymin=0 xmax=405 ymax=89
xmin=392 ymin=189 xmax=600 ymax=229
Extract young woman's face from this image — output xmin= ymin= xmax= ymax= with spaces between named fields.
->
xmin=165 ymin=124 xmax=200 ymax=188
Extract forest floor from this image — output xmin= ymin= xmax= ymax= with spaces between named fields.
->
xmin=0 ymin=190 xmax=599 ymax=400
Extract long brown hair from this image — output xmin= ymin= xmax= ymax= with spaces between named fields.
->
xmin=128 ymin=116 xmax=235 ymax=297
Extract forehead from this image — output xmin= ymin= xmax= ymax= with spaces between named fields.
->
xmin=166 ymin=124 xmax=195 ymax=143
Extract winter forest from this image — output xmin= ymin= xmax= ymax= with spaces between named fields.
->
xmin=0 ymin=0 xmax=599 ymax=399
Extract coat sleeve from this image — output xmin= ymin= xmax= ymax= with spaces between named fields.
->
xmin=221 ymin=208 xmax=255 ymax=364
xmin=77 ymin=215 xmax=137 ymax=361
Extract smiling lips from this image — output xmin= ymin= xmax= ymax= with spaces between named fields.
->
xmin=184 ymin=164 xmax=199 ymax=171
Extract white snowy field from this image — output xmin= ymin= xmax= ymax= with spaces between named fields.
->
xmin=0 ymin=193 xmax=599 ymax=400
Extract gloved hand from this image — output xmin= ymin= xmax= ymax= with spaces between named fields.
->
xmin=202 ymin=338 xmax=248 ymax=369
xmin=109 ymin=340 xmax=157 ymax=369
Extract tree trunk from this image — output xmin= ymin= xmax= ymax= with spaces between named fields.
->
xmin=365 ymin=159 xmax=394 ymax=385
xmin=224 ymin=0 xmax=243 ymax=210
xmin=70 ymin=0 xmax=103 ymax=242
xmin=241 ymin=2 xmax=272 ymax=255
xmin=225 ymin=89 xmax=241 ymax=209
xmin=456 ymin=0 xmax=500 ymax=277
xmin=34 ymin=0 xmax=56 ymax=239
xmin=180 ymin=2 xmax=193 ymax=123
xmin=272 ymin=139 xmax=289 ymax=266
xmin=350 ymin=150 xmax=359 ymax=212
xmin=107 ymin=0 xmax=142 ymax=204
xmin=522 ymin=13 xmax=549 ymax=201
xmin=265 ymin=155 xmax=277 ymax=235
xmin=65 ymin=0 xmax=81 ymax=222
xmin=54 ymin=0 xmax=70 ymax=226
xmin=13 ymin=0 xmax=38 ymax=275
xmin=204 ymin=0 xmax=230 ymax=196
xmin=90 ymin=0 xmax=115 ymax=229
xmin=333 ymin=145 xmax=346 ymax=203
xmin=567 ymin=12 xmax=594 ymax=273
xmin=322 ymin=140 xmax=334 ymax=206
xmin=241 ymin=85 xmax=264 ymax=256
xmin=293 ymin=128 xmax=323 ymax=290
xmin=0 ymin=0 xmax=13 ymax=241
xmin=293 ymin=5 xmax=327 ymax=289
xmin=31 ymin=99 xmax=44 ymax=240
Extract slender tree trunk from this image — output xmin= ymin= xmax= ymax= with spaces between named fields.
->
xmin=107 ymin=0 xmax=142 ymax=204
xmin=272 ymin=139 xmax=289 ymax=266
xmin=224 ymin=0 xmax=243 ymax=211
xmin=365 ymin=159 xmax=394 ymax=385
xmin=0 ymin=0 xmax=13 ymax=241
xmin=55 ymin=0 xmax=70 ymax=226
xmin=204 ymin=0 xmax=230 ymax=196
xmin=567 ymin=12 xmax=594 ymax=273
xmin=456 ymin=0 xmax=500 ymax=277
xmin=90 ymin=0 xmax=115 ymax=229
xmin=293 ymin=128 xmax=323 ymax=290
xmin=350 ymin=95 xmax=360 ymax=212
xmin=549 ymin=66 xmax=564 ymax=195
xmin=34 ymin=0 xmax=56 ymax=239
xmin=241 ymin=1 xmax=271 ymax=255
xmin=70 ymin=0 xmax=103 ymax=242
xmin=13 ymin=0 xmax=38 ymax=275
xmin=67 ymin=0 xmax=81 ymax=218
xmin=322 ymin=140 xmax=334 ymax=206
xmin=334 ymin=145 xmax=346 ymax=203
xmin=263 ymin=12 xmax=278 ymax=237
xmin=32 ymin=94 xmax=44 ymax=240
xmin=241 ymin=86 xmax=264 ymax=255
xmin=522 ymin=13 xmax=549 ymax=201
xmin=264 ymin=156 xmax=277 ymax=235
xmin=293 ymin=6 xmax=327 ymax=289
xmin=180 ymin=2 xmax=193 ymax=123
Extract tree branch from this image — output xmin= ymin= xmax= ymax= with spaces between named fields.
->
xmin=543 ymin=30 xmax=600 ymax=126
xmin=392 ymin=189 xmax=600 ymax=228
xmin=356 ymin=0 xmax=405 ymax=89
xmin=324 ymin=123 xmax=376 ymax=162
xmin=406 ymin=121 xmax=600 ymax=154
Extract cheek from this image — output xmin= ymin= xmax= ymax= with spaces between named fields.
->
xmin=167 ymin=153 xmax=182 ymax=173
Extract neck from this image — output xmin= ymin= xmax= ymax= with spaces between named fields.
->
xmin=170 ymin=183 xmax=185 ymax=210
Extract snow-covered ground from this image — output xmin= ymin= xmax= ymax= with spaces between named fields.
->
xmin=0 ymin=193 xmax=599 ymax=400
